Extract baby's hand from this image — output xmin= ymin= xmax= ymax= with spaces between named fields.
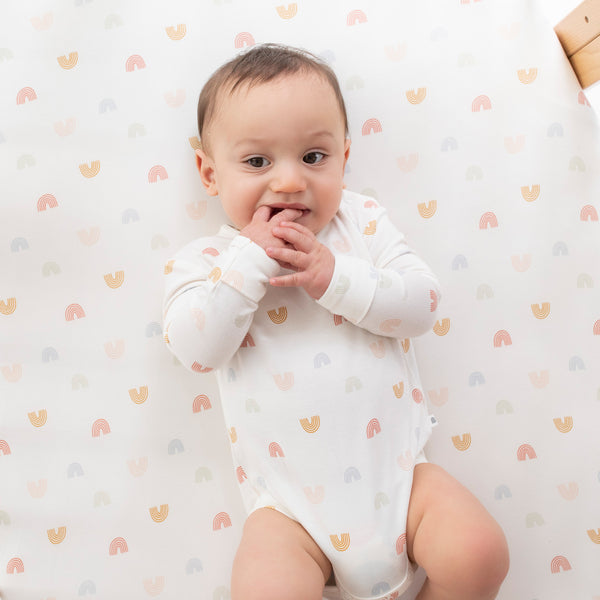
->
xmin=240 ymin=206 xmax=302 ymax=252
xmin=266 ymin=221 xmax=334 ymax=300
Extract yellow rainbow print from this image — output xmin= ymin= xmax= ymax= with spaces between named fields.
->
xmin=193 ymin=394 xmax=211 ymax=412
xmin=191 ymin=362 xmax=212 ymax=373
xmin=128 ymin=386 xmax=148 ymax=405
xmin=28 ymin=410 xmax=47 ymax=427
xmin=47 ymin=526 xmax=67 ymax=544
xmin=0 ymin=440 xmax=12 ymax=455
xmin=276 ymin=4 xmax=297 ymax=18
xmin=92 ymin=418 xmax=111 ymax=437
xmin=148 ymin=165 xmax=168 ymax=183
xmin=37 ymin=193 xmax=58 ymax=211
xmin=208 ymin=267 xmax=222 ymax=282
xmin=0 ymin=298 xmax=16 ymax=315
xmin=493 ymin=330 xmax=512 ymax=347
xmin=587 ymin=529 xmax=600 ymax=544
xmin=347 ymin=9 xmax=367 ymax=25
xmin=65 ymin=303 xmax=85 ymax=321
xmin=6 ymin=557 xmax=24 ymax=573
xmin=361 ymin=119 xmax=382 ymax=135
xmin=401 ymin=338 xmax=410 ymax=353
xmin=57 ymin=52 xmax=78 ymax=69
xmin=144 ymin=577 xmax=165 ymax=595
xmin=79 ymin=161 xmax=100 ymax=178
xmin=229 ymin=427 xmax=237 ymax=443
xmin=330 ymin=533 xmax=351 ymax=551
xmin=16 ymin=87 xmax=37 ymax=104
xmin=234 ymin=32 xmax=255 ymax=48
xmin=472 ymin=95 xmax=492 ymax=112
xmin=521 ymin=184 xmax=540 ymax=201
xmin=104 ymin=271 xmax=125 ymax=289
xmin=580 ymin=204 xmax=599 ymax=221
xmin=125 ymin=54 xmax=146 ymax=72
xmin=165 ymin=24 xmax=186 ymax=40
xmin=149 ymin=504 xmax=169 ymax=523
xmin=553 ymin=416 xmax=573 ymax=433
xmin=366 ymin=418 xmax=381 ymax=439
xmin=393 ymin=381 xmax=404 ymax=399
xmin=452 ymin=433 xmax=471 ymax=451
xmin=164 ymin=260 xmax=174 ymax=275
xmin=517 ymin=68 xmax=538 ymax=84
xmin=299 ymin=416 xmax=321 ymax=433
xmin=396 ymin=533 xmax=407 ymax=555
xmin=550 ymin=555 xmax=571 ymax=573
xmin=406 ymin=88 xmax=427 ymax=104
xmin=517 ymin=443 xmax=536 ymax=460
xmin=433 ymin=318 xmax=450 ymax=336
xmin=268 ymin=306 xmax=288 ymax=324
xmin=418 ymin=200 xmax=437 ymax=218
xmin=531 ymin=302 xmax=550 ymax=319
xmin=109 ymin=537 xmax=128 ymax=555
xmin=269 ymin=442 xmax=285 ymax=457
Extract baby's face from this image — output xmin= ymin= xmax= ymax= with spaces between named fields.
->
xmin=196 ymin=72 xmax=350 ymax=234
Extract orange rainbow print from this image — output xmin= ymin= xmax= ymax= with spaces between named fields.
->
xmin=47 ymin=526 xmax=67 ymax=544
xmin=30 ymin=13 xmax=53 ymax=30
xmin=300 ymin=416 xmax=321 ymax=433
xmin=417 ymin=200 xmax=436 ymax=218
xmin=385 ymin=43 xmax=407 ymax=61
xmin=531 ymin=302 xmax=550 ymax=319
xmin=550 ymin=555 xmax=571 ymax=573
xmin=269 ymin=442 xmax=285 ymax=457
xmin=401 ymin=338 xmax=410 ymax=353
xmin=587 ymin=529 xmax=600 ymax=544
xmin=0 ymin=297 xmax=16 ymax=315
xmin=397 ymin=451 xmax=414 ymax=471
xmin=433 ymin=318 xmax=450 ymax=336
xmin=268 ymin=306 xmax=287 ymax=324
xmin=28 ymin=410 xmax=47 ymax=427
xmin=193 ymin=394 xmax=212 ymax=413
xmin=6 ymin=557 xmax=24 ymax=574
xmin=521 ymin=184 xmax=540 ymax=201
xmin=557 ymin=482 xmax=579 ymax=500
xmin=366 ymin=418 xmax=381 ymax=439
xmin=2 ymin=364 xmax=22 ymax=383
xmin=330 ymin=533 xmax=351 ymax=551
xmin=347 ymin=9 xmax=367 ymax=25
xmin=165 ymin=24 xmax=186 ymax=40
xmin=109 ymin=537 xmax=128 ymax=555
xmin=511 ymin=253 xmax=532 ymax=272
xmin=16 ymin=87 xmax=37 ymax=105
xmin=208 ymin=267 xmax=222 ymax=282
xmin=78 ymin=227 xmax=100 ymax=246
xmin=472 ymin=95 xmax=492 ymax=112
xmin=274 ymin=373 xmax=294 ymax=390
xmin=452 ymin=433 xmax=471 ymax=451
xmin=125 ymin=54 xmax=146 ymax=72
xmin=517 ymin=443 xmax=536 ymax=461
xmin=504 ymin=135 xmax=526 ymax=154
xmin=333 ymin=314 xmax=345 ymax=326
xmin=37 ymin=193 xmax=58 ymax=211
xmin=149 ymin=504 xmax=169 ymax=523
xmin=186 ymin=199 xmax=207 ymax=219
xmin=553 ymin=416 xmax=573 ymax=433
xmin=393 ymin=381 xmax=404 ymax=399
xmin=129 ymin=386 xmax=148 ymax=405
xmin=277 ymin=4 xmax=297 ymax=19
xmin=92 ymin=418 xmax=111 ymax=437
xmin=493 ymin=330 xmax=512 ymax=347
xmin=380 ymin=318 xmax=401 ymax=334
xmin=304 ymin=486 xmax=325 ymax=504
xmin=479 ymin=212 xmax=498 ymax=229
xmin=580 ymin=204 xmax=599 ymax=221
xmin=191 ymin=362 xmax=212 ymax=373
xmin=164 ymin=260 xmax=174 ymax=275
xmin=362 ymin=118 xmax=382 ymax=135
xmin=148 ymin=165 xmax=168 ymax=183
xmin=229 ymin=427 xmax=237 ymax=443
xmin=429 ymin=388 xmax=448 ymax=406
xmin=396 ymin=533 xmax=407 ymax=555
xmin=517 ymin=68 xmax=538 ymax=84
xmin=213 ymin=512 xmax=232 ymax=530
xmin=57 ymin=52 xmax=78 ymax=69
xmin=529 ymin=370 xmax=549 ymax=388
xmin=397 ymin=153 xmax=418 ymax=172
xmin=144 ymin=577 xmax=165 ymax=595
xmin=104 ymin=271 xmax=125 ymax=289
xmin=370 ymin=341 xmax=386 ymax=358
xmin=79 ymin=161 xmax=100 ymax=178
xmin=0 ymin=440 xmax=12 ymax=455
xmin=241 ymin=332 xmax=255 ymax=347
xmin=223 ymin=270 xmax=244 ymax=290
xmin=406 ymin=88 xmax=427 ymax=104
xmin=234 ymin=32 xmax=255 ymax=48
xmin=104 ymin=339 xmax=124 ymax=359
xmin=27 ymin=479 xmax=47 ymax=498
xmin=127 ymin=457 xmax=148 ymax=477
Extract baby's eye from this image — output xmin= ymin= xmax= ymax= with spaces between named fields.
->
xmin=303 ymin=151 xmax=325 ymax=165
xmin=246 ymin=156 xmax=270 ymax=168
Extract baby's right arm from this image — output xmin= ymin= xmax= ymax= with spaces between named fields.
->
xmin=162 ymin=234 xmax=280 ymax=373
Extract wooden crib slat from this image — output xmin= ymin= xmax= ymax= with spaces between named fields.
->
xmin=555 ymin=0 xmax=600 ymax=88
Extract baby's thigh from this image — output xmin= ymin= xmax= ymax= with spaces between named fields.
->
xmin=231 ymin=507 xmax=331 ymax=600
xmin=406 ymin=463 xmax=509 ymax=595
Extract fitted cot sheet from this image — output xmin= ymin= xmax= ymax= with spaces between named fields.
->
xmin=1 ymin=1 xmax=599 ymax=599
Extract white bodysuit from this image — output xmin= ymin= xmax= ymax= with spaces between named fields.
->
xmin=163 ymin=190 xmax=440 ymax=600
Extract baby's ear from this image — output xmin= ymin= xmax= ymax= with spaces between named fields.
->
xmin=343 ymin=138 xmax=351 ymax=167
xmin=195 ymin=148 xmax=218 ymax=196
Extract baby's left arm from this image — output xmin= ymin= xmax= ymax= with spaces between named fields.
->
xmin=268 ymin=208 xmax=440 ymax=339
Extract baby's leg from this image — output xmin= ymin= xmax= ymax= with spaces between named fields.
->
xmin=406 ymin=463 xmax=509 ymax=600
xmin=231 ymin=507 xmax=332 ymax=600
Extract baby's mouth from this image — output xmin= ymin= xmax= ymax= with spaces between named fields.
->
xmin=270 ymin=206 xmax=309 ymax=219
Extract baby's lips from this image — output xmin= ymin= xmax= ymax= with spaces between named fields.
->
xmin=269 ymin=206 xmax=305 ymax=221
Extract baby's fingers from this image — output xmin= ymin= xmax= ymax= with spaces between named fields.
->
xmin=266 ymin=246 xmax=304 ymax=270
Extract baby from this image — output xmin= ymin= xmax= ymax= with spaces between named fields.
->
xmin=163 ymin=44 xmax=508 ymax=600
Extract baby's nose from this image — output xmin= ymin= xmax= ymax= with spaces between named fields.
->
xmin=270 ymin=162 xmax=307 ymax=194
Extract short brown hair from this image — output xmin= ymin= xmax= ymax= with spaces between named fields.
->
xmin=197 ymin=43 xmax=349 ymax=150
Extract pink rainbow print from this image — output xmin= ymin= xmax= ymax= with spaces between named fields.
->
xmin=6 ymin=557 xmax=24 ymax=574
xmin=269 ymin=442 xmax=285 ymax=458
xmin=594 ymin=320 xmax=600 ymax=335
xmin=65 ymin=303 xmax=85 ymax=321
xmin=412 ymin=389 xmax=424 ymax=404
xmin=366 ymin=418 xmax=381 ymax=439
xmin=213 ymin=511 xmax=232 ymax=530
xmin=396 ymin=533 xmax=407 ymax=555
xmin=493 ymin=330 xmax=512 ymax=347
xmin=362 ymin=118 xmax=382 ymax=135
xmin=580 ymin=204 xmax=599 ymax=221
xmin=234 ymin=32 xmax=255 ymax=48
xmin=479 ymin=212 xmax=498 ymax=229
xmin=125 ymin=54 xmax=146 ymax=72
xmin=517 ymin=443 xmax=536 ymax=461
xmin=193 ymin=394 xmax=212 ymax=413
xmin=92 ymin=418 xmax=111 ymax=437
xmin=430 ymin=290 xmax=438 ymax=312
xmin=347 ymin=9 xmax=367 ymax=25
xmin=472 ymin=95 xmax=491 ymax=112
xmin=148 ymin=165 xmax=168 ymax=183
xmin=0 ymin=440 xmax=12 ymax=456
xmin=236 ymin=466 xmax=247 ymax=483
xmin=191 ymin=362 xmax=213 ymax=373
xmin=550 ymin=555 xmax=571 ymax=574
xmin=37 ymin=193 xmax=58 ymax=211
xmin=16 ymin=87 xmax=37 ymax=105
xmin=109 ymin=537 xmax=128 ymax=555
